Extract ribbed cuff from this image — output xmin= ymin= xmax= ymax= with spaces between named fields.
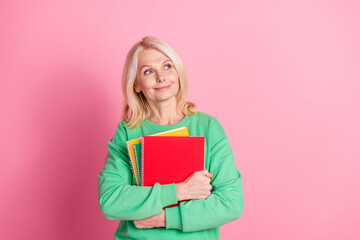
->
xmin=165 ymin=206 xmax=182 ymax=230
xmin=159 ymin=183 xmax=178 ymax=207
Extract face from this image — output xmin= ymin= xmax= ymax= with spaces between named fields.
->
xmin=134 ymin=48 xmax=180 ymax=105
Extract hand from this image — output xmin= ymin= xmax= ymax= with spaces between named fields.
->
xmin=133 ymin=209 xmax=166 ymax=229
xmin=176 ymin=169 xmax=213 ymax=201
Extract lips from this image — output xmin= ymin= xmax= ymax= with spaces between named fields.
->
xmin=154 ymin=85 xmax=171 ymax=90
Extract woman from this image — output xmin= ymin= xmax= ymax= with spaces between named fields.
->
xmin=97 ymin=36 xmax=244 ymax=239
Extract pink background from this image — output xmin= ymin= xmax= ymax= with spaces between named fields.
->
xmin=1 ymin=0 xmax=360 ymax=239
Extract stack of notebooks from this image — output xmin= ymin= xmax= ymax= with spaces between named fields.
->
xmin=126 ymin=127 xmax=205 ymax=208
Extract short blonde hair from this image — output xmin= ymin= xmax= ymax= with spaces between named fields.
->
xmin=121 ymin=36 xmax=196 ymax=129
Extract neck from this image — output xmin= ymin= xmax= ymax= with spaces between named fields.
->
xmin=147 ymin=98 xmax=185 ymax=125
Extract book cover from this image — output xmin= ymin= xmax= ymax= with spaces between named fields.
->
xmin=141 ymin=136 xmax=205 ymax=208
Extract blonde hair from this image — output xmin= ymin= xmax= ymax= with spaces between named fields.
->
xmin=121 ymin=36 xmax=196 ymax=129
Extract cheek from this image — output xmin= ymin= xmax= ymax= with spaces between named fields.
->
xmin=172 ymin=80 xmax=180 ymax=92
xmin=138 ymin=79 xmax=153 ymax=89
xmin=168 ymin=71 xmax=179 ymax=83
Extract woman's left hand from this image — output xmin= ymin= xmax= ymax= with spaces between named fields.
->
xmin=133 ymin=210 xmax=166 ymax=229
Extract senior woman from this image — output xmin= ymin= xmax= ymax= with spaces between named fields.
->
xmin=97 ymin=36 xmax=243 ymax=239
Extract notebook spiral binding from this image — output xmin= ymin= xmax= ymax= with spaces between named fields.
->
xmin=126 ymin=142 xmax=139 ymax=186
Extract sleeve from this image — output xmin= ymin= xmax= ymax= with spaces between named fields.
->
xmin=97 ymin=122 xmax=178 ymax=220
xmin=165 ymin=118 xmax=244 ymax=232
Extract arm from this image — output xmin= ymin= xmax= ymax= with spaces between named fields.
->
xmin=165 ymin=119 xmax=244 ymax=232
xmin=97 ymin=123 xmax=178 ymax=220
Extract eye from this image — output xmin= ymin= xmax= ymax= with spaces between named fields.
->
xmin=164 ymin=64 xmax=172 ymax=69
xmin=144 ymin=69 xmax=152 ymax=75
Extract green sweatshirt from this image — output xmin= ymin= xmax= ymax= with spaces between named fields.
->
xmin=97 ymin=111 xmax=244 ymax=239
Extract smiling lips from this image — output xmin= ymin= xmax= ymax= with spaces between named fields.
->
xmin=154 ymin=85 xmax=171 ymax=91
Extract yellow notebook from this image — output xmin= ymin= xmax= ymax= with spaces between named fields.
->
xmin=126 ymin=126 xmax=189 ymax=186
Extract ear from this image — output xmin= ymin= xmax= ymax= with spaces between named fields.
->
xmin=134 ymin=82 xmax=141 ymax=93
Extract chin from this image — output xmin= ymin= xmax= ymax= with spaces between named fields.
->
xmin=153 ymin=94 xmax=177 ymax=103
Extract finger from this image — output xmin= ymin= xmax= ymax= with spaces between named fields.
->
xmin=202 ymin=172 xmax=213 ymax=178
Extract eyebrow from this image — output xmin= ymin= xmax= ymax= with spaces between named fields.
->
xmin=139 ymin=59 xmax=172 ymax=71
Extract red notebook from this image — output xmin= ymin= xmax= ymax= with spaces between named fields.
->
xmin=141 ymin=136 xmax=205 ymax=208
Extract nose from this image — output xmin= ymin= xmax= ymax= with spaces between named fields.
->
xmin=157 ymin=72 xmax=165 ymax=82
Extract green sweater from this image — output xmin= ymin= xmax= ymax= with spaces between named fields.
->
xmin=97 ymin=111 xmax=244 ymax=239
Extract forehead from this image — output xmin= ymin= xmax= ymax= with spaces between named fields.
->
xmin=138 ymin=48 xmax=170 ymax=65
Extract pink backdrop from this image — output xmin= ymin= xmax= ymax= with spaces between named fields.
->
xmin=1 ymin=0 xmax=360 ymax=239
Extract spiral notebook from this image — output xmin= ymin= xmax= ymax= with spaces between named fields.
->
xmin=141 ymin=136 xmax=205 ymax=208
xmin=133 ymin=143 xmax=142 ymax=185
xmin=126 ymin=126 xmax=189 ymax=186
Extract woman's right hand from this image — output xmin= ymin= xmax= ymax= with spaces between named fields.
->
xmin=175 ymin=169 xmax=213 ymax=201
